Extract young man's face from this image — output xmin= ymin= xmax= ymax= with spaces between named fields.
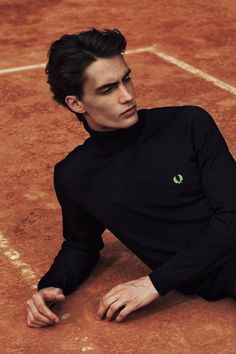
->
xmin=75 ymin=55 xmax=138 ymax=131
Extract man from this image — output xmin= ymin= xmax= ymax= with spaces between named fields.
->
xmin=26 ymin=28 xmax=236 ymax=328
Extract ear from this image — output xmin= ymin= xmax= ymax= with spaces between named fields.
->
xmin=65 ymin=96 xmax=86 ymax=114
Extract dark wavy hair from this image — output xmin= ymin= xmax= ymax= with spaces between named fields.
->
xmin=45 ymin=28 xmax=127 ymax=121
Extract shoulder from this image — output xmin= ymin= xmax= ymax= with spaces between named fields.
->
xmin=54 ymin=141 xmax=90 ymax=183
xmin=142 ymin=105 xmax=218 ymax=131
xmin=177 ymin=105 xmax=221 ymax=136
xmin=138 ymin=105 xmax=222 ymax=150
xmin=138 ymin=106 xmax=183 ymax=120
xmin=138 ymin=105 xmax=215 ymax=134
xmin=174 ymin=106 xmax=226 ymax=152
xmin=139 ymin=105 xmax=213 ymax=122
xmin=179 ymin=105 xmax=214 ymax=123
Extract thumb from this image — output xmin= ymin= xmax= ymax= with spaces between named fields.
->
xmin=54 ymin=288 xmax=65 ymax=298
xmin=54 ymin=293 xmax=65 ymax=302
xmin=44 ymin=288 xmax=65 ymax=302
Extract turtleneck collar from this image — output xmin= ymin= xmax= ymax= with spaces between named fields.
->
xmin=82 ymin=110 xmax=144 ymax=151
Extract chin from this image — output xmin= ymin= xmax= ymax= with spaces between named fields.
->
xmin=121 ymin=113 xmax=139 ymax=127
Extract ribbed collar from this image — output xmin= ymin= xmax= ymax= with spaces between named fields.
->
xmin=82 ymin=110 xmax=144 ymax=152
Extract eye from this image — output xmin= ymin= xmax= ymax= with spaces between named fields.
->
xmin=101 ymin=87 xmax=113 ymax=94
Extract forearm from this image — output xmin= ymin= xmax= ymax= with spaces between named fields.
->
xmin=38 ymin=240 xmax=101 ymax=295
xmin=149 ymin=224 xmax=236 ymax=296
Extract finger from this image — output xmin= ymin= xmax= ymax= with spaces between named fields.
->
xmin=27 ymin=323 xmax=41 ymax=328
xmin=27 ymin=319 xmax=41 ymax=328
xmin=27 ymin=301 xmax=54 ymax=326
xmin=97 ymin=295 xmax=119 ymax=320
xmin=32 ymin=295 xmax=59 ymax=323
xmin=115 ymin=305 xmax=134 ymax=323
xmin=105 ymin=301 xmax=124 ymax=321
xmin=27 ymin=310 xmax=47 ymax=327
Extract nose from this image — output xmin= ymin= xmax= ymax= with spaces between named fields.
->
xmin=118 ymin=84 xmax=133 ymax=104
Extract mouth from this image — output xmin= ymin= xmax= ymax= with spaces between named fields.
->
xmin=121 ymin=105 xmax=137 ymax=118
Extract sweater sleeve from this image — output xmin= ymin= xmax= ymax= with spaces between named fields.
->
xmin=149 ymin=107 xmax=236 ymax=296
xmin=38 ymin=172 xmax=106 ymax=295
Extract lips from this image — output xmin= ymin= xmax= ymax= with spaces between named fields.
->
xmin=121 ymin=105 xmax=137 ymax=118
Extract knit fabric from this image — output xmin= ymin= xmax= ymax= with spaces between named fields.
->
xmin=38 ymin=106 xmax=236 ymax=299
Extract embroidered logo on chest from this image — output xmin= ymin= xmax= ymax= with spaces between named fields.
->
xmin=173 ymin=174 xmax=184 ymax=184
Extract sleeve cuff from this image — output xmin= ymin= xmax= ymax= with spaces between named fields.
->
xmin=148 ymin=269 xmax=172 ymax=296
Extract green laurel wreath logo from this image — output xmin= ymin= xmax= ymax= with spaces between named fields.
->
xmin=173 ymin=174 xmax=183 ymax=184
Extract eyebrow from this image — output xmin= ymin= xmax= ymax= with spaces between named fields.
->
xmin=95 ymin=68 xmax=132 ymax=93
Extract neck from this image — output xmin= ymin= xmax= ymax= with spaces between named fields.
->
xmin=82 ymin=110 xmax=144 ymax=152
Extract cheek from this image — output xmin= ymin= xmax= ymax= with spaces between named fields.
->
xmin=84 ymin=94 xmax=119 ymax=117
xmin=97 ymin=98 xmax=118 ymax=113
xmin=87 ymin=101 xmax=115 ymax=118
xmin=129 ymin=82 xmax=135 ymax=94
xmin=84 ymin=98 xmax=104 ymax=113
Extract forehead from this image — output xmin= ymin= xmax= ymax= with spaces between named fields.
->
xmin=84 ymin=55 xmax=129 ymax=87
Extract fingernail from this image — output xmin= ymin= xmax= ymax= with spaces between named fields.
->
xmin=96 ymin=315 xmax=100 ymax=320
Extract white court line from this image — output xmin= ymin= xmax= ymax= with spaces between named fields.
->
xmin=126 ymin=46 xmax=155 ymax=55
xmin=148 ymin=46 xmax=236 ymax=96
xmin=0 ymin=63 xmax=45 ymax=74
xmin=0 ymin=232 xmax=37 ymax=289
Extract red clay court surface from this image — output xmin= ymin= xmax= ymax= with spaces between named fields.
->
xmin=0 ymin=1 xmax=235 ymax=353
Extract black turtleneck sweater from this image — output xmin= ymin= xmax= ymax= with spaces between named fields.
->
xmin=38 ymin=106 xmax=236 ymax=298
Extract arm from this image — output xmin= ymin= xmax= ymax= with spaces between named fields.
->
xmin=26 ymin=170 xmax=105 ymax=327
xmin=149 ymin=107 xmax=236 ymax=296
xmin=38 ymin=171 xmax=106 ymax=295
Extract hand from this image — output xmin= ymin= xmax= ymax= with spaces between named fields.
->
xmin=26 ymin=287 xmax=65 ymax=328
xmin=97 ymin=276 xmax=159 ymax=323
